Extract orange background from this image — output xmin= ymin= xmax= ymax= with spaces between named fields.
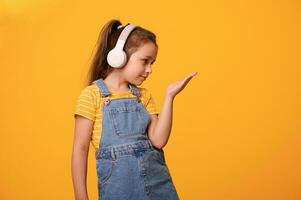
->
xmin=0 ymin=0 xmax=300 ymax=199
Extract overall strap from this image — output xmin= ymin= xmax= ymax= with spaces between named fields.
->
xmin=129 ymin=83 xmax=141 ymax=97
xmin=93 ymin=79 xmax=111 ymax=97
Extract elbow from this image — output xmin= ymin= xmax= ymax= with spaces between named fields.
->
xmin=72 ymin=143 xmax=90 ymax=154
xmin=149 ymin=139 xmax=165 ymax=150
xmin=148 ymin=130 xmax=166 ymax=150
xmin=79 ymin=144 xmax=90 ymax=152
xmin=152 ymin=143 xmax=164 ymax=150
xmin=157 ymin=142 xmax=167 ymax=149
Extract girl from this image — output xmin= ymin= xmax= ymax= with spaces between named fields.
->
xmin=71 ymin=19 xmax=197 ymax=200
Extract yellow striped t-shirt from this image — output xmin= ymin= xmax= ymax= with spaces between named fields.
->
xmin=74 ymin=83 xmax=159 ymax=149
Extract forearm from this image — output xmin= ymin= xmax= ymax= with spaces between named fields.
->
xmin=152 ymin=94 xmax=174 ymax=149
xmin=71 ymin=147 xmax=89 ymax=200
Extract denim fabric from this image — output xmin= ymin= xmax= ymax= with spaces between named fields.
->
xmin=93 ymin=79 xmax=179 ymax=200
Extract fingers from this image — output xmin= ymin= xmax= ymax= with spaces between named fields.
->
xmin=184 ymin=71 xmax=197 ymax=82
xmin=173 ymin=71 xmax=198 ymax=86
xmin=179 ymin=71 xmax=197 ymax=87
xmin=187 ymin=71 xmax=198 ymax=78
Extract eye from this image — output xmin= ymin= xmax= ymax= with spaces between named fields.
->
xmin=142 ymin=59 xmax=148 ymax=64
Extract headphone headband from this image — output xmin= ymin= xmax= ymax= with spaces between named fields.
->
xmin=115 ymin=24 xmax=137 ymax=50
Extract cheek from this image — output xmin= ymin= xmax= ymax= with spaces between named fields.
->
xmin=123 ymin=64 xmax=144 ymax=73
xmin=122 ymin=66 xmax=140 ymax=78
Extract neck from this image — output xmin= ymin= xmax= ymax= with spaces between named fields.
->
xmin=103 ymin=71 xmax=130 ymax=92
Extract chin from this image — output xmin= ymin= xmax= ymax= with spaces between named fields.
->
xmin=130 ymin=78 xmax=144 ymax=86
xmin=135 ymin=81 xmax=143 ymax=86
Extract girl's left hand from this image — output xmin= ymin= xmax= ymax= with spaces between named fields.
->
xmin=166 ymin=71 xmax=198 ymax=98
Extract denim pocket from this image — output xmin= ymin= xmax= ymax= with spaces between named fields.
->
xmin=96 ymin=158 xmax=114 ymax=186
xmin=109 ymin=105 xmax=149 ymax=137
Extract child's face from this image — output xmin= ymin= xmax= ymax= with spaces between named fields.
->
xmin=121 ymin=42 xmax=158 ymax=86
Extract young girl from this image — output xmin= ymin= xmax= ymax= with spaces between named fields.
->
xmin=71 ymin=19 xmax=197 ymax=200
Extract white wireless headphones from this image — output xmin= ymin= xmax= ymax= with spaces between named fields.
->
xmin=107 ymin=23 xmax=137 ymax=68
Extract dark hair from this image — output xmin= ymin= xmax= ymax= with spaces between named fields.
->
xmin=84 ymin=19 xmax=158 ymax=87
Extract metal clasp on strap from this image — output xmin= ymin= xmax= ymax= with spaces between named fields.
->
xmin=103 ymin=97 xmax=111 ymax=106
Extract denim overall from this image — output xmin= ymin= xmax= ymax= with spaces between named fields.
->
xmin=93 ymin=79 xmax=179 ymax=200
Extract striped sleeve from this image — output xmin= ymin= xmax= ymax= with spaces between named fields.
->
xmin=144 ymin=88 xmax=159 ymax=115
xmin=74 ymin=86 xmax=96 ymax=121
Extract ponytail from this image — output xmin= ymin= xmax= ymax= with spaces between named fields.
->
xmin=85 ymin=19 xmax=121 ymax=86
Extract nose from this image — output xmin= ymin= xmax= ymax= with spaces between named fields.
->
xmin=145 ymin=65 xmax=152 ymax=74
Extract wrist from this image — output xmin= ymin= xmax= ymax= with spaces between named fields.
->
xmin=165 ymin=93 xmax=174 ymax=101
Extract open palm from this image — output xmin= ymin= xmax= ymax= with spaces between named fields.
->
xmin=166 ymin=71 xmax=198 ymax=98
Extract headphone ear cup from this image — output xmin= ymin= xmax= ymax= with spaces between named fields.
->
xmin=107 ymin=48 xmax=127 ymax=68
